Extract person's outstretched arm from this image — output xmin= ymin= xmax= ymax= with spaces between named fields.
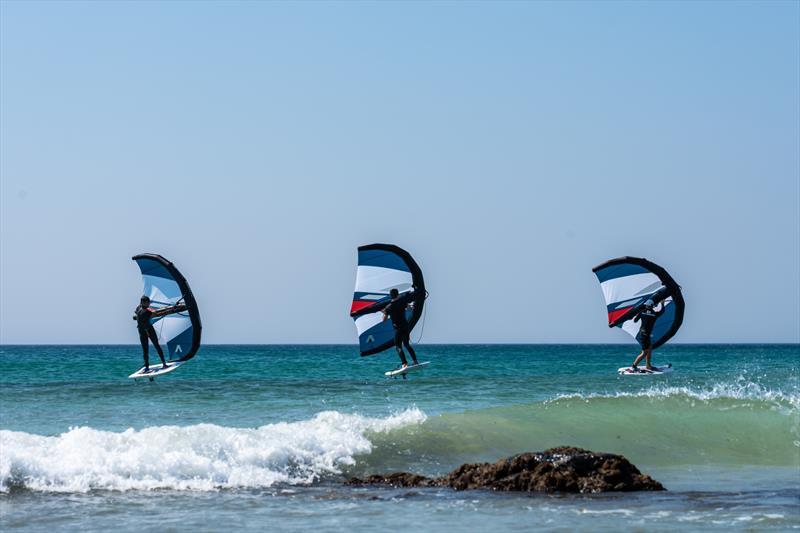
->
xmin=151 ymin=303 xmax=188 ymax=317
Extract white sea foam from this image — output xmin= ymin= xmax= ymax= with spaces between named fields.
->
xmin=0 ymin=408 xmax=426 ymax=493
xmin=546 ymin=381 xmax=800 ymax=411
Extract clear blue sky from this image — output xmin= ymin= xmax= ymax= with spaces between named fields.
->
xmin=1 ymin=1 xmax=798 ymax=344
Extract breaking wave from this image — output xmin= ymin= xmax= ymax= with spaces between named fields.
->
xmin=0 ymin=408 xmax=426 ymax=493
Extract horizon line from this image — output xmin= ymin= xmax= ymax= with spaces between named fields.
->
xmin=1 ymin=342 xmax=798 ymax=347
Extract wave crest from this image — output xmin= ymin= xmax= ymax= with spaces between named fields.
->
xmin=544 ymin=381 xmax=799 ymax=413
xmin=0 ymin=408 xmax=426 ymax=493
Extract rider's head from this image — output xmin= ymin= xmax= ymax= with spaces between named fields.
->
xmin=141 ymin=295 xmax=151 ymax=306
xmin=390 ymin=288 xmax=399 ymax=298
xmin=644 ymin=299 xmax=654 ymax=309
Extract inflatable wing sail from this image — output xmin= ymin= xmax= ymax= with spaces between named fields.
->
xmin=350 ymin=244 xmax=426 ymax=356
xmin=592 ymin=257 xmax=684 ymax=350
xmin=132 ymin=254 xmax=202 ymax=362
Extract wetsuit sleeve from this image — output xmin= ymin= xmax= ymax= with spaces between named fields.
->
xmin=371 ymin=300 xmax=390 ymax=314
xmin=633 ymin=312 xmax=641 ymax=323
xmin=152 ymin=303 xmax=188 ymax=317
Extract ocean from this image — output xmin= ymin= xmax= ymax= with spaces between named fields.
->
xmin=1 ymin=344 xmax=798 ymax=532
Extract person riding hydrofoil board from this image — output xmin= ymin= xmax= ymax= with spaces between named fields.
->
xmin=373 ymin=288 xmax=420 ymax=369
xmin=133 ymin=295 xmax=187 ymax=372
xmin=630 ymin=299 xmax=666 ymax=371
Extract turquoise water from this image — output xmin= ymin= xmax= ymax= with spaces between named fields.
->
xmin=1 ymin=344 xmax=798 ymax=531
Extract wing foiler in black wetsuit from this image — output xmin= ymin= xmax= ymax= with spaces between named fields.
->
xmin=134 ymin=304 xmax=166 ymax=369
xmin=634 ymin=305 xmax=665 ymax=350
xmin=383 ymin=291 xmax=415 ymax=329
xmin=376 ymin=291 xmax=418 ymax=366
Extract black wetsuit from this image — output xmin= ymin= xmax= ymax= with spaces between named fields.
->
xmin=634 ymin=306 xmax=665 ymax=349
xmin=134 ymin=304 xmax=166 ymax=369
xmin=378 ymin=292 xmax=418 ymax=365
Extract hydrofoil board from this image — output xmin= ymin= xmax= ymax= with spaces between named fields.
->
xmin=129 ymin=361 xmax=183 ymax=380
xmin=618 ymin=364 xmax=673 ymax=375
xmin=385 ymin=361 xmax=430 ymax=378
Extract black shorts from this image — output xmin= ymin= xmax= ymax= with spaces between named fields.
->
xmin=636 ymin=331 xmax=652 ymax=350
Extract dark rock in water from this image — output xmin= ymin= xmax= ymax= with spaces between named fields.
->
xmin=347 ymin=447 xmax=664 ymax=493
xmin=351 ymin=472 xmax=435 ymax=488
xmin=440 ymin=446 xmax=664 ymax=493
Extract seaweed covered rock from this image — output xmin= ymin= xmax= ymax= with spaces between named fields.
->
xmin=347 ymin=447 xmax=664 ymax=493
